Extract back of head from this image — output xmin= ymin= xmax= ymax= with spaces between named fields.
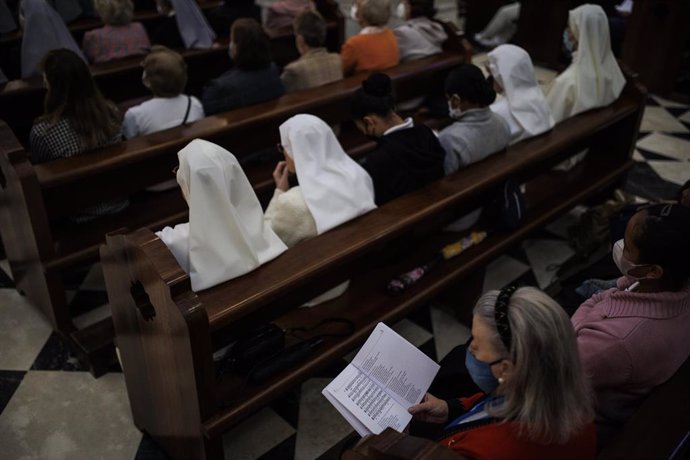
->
xmin=408 ymin=0 xmax=436 ymax=19
xmin=632 ymin=204 xmax=690 ymax=291
xmin=360 ymin=0 xmax=391 ymax=27
xmin=351 ymin=72 xmax=396 ymax=119
xmin=94 ymin=0 xmax=133 ymax=26
xmin=445 ymin=64 xmax=496 ymax=106
xmin=569 ymin=4 xmax=611 ymax=61
xmin=40 ymin=48 xmax=120 ymax=149
xmin=143 ymin=46 xmax=188 ymax=97
xmin=294 ymin=9 xmax=327 ymax=48
xmin=232 ymin=18 xmax=272 ymax=70
xmin=487 ymin=44 xmax=538 ymax=94
xmin=473 ymin=287 xmax=593 ymax=444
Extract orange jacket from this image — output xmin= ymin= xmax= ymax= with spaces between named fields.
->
xmin=341 ymin=29 xmax=399 ymax=76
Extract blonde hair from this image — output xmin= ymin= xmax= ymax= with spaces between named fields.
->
xmin=95 ymin=0 xmax=134 ymax=26
xmin=360 ymin=0 xmax=391 ymax=26
xmin=142 ymin=46 xmax=188 ymax=97
xmin=473 ymin=287 xmax=593 ymax=444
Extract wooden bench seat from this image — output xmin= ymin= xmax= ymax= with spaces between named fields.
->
xmin=99 ymin=76 xmax=646 ymax=459
xmin=0 ymin=0 xmax=345 ymax=143
xmin=0 ymin=49 xmax=465 ymax=375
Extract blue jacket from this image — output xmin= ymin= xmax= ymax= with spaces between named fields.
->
xmin=201 ymin=63 xmax=285 ymax=115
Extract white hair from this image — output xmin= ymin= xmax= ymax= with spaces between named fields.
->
xmin=360 ymin=0 xmax=391 ymax=26
xmin=473 ymin=287 xmax=593 ymax=444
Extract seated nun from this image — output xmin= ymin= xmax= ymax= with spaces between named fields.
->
xmin=393 ymin=0 xmax=447 ymax=62
xmin=19 ymin=0 xmax=86 ymax=78
xmin=473 ymin=2 xmax=520 ymax=49
xmin=82 ymin=0 xmax=151 ymax=64
xmin=486 ymin=44 xmax=555 ymax=144
xmin=440 ymin=64 xmax=510 ymax=175
xmin=266 ymin=114 xmax=376 ymax=305
xmin=351 ymin=73 xmax=445 ymax=206
xmin=546 ymin=4 xmax=625 ymax=123
xmin=156 ymin=139 xmax=287 ymax=292
xmin=150 ymin=0 xmax=216 ymax=50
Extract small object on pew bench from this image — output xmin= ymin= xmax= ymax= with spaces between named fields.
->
xmin=387 ymin=231 xmax=488 ymax=295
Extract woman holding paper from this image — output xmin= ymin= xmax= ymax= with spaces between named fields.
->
xmin=408 ymin=286 xmax=596 ymax=459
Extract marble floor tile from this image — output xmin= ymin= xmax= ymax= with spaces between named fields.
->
xmin=79 ymin=263 xmax=107 ymax=291
xmin=636 ymin=133 xmax=690 ymax=162
xmin=294 ymin=378 xmax=353 ymax=460
xmin=522 ymin=239 xmax=575 ymax=290
xmin=533 ymin=66 xmax=558 ymax=87
xmin=0 ymin=370 xmax=25 ymax=415
xmin=652 ymin=95 xmax=690 ymax=109
xmin=482 ymin=255 xmax=530 ymax=292
xmin=625 ymin=162 xmax=684 ymax=201
xmin=30 ymin=333 xmax=88 ymax=372
xmin=73 ymin=303 xmax=113 ymax=330
xmin=0 ymin=289 xmax=53 ymax=371
xmin=430 ymin=305 xmax=471 ymax=360
xmin=0 ymin=259 xmax=13 ymax=281
xmin=640 ymin=107 xmax=689 ymax=133
xmin=222 ymin=408 xmax=296 ymax=460
xmin=632 ymin=149 xmax=646 ymax=162
xmin=0 ymin=371 xmax=141 ymax=460
xmin=647 ymin=160 xmax=690 ymax=187
xmin=543 ymin=205 xmax=588 ymax=240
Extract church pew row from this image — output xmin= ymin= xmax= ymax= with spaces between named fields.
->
xmin=597 ymin=356 xmax=690 ymax=460
xmin=0 ymin=50 xmax=466 ymax=375
xmin=0 ymin=0 xmax=222 ymax=47
xmin=99 ymin=76 xmax=646 ymax=459
xmin=0 ymin=0 xmax=345 ymax=144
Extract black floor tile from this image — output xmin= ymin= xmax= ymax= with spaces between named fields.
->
xmin=30 ymin=332 xmax=89 ymax=372
xmin=0 ymin=370 xmax=25 ymax=415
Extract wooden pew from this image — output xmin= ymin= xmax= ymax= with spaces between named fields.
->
xmin=0 ymin=50 xmax=466 ymax=375
xmin=99 ymin=75 xmax=646 ymax=459
xmin=597 ymin=357 xmax=690 ymax=460
xmin=0 ymin=0 xmax=345 ymax=144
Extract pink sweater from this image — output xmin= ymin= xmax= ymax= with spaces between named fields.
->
xmin=571 ymin=278 xmax=690 ymax=426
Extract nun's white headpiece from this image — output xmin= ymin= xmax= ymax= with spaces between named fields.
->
xmin=279 ymin=114 xmax=377 ymax=234
xmin=157 ymin=139 xmax=287 ymax=291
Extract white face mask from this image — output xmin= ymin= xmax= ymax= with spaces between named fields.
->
xmin=612 ymin=239 xmax=650 ymax=283
xmin=350 ymin=4 xmax=358 ymax=21
xmin=448 ymin=99 xmax=463 ymax=119
xmin=395 ymin=2 xmax=407 ymax=19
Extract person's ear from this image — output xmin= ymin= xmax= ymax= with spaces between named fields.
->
xmin=362 ymin=115 xmax=378 ymax=137
xmin=295 ymin=34 xmax=306 ymax=53
xmin=450 ymin=94 xmax=462 ymax=110
xmin=634 ymin=264 xmax=664 ymax=281
xmin=495 ymin=359 xmax=515 ymax=384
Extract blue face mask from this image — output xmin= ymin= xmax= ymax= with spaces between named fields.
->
xmin=563 ymin=29 xmax=574 ymax=57
xmin=465 ymin=348 xmax=502 ymax=394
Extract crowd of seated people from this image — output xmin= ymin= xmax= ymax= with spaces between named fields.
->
xmin=4 ymin=2 xmax=689 ymax=457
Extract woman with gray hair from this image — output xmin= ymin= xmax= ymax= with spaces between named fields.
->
xmin=341 ymin=0 xmax=399 ymax=75
xmin=409 ymin=286 xmax=595 ymax=458
xmin=82 ymin=0 xmax=150 ymax=63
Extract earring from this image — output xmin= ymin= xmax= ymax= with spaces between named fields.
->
xmin=498 ymin=377 xmax=505 ymax=384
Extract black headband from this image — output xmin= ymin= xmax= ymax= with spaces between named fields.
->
xmin=495 ymin=285 xmax=517 ymax=351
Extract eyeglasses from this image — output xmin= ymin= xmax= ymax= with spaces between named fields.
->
xmin=276 ymin=143 xmax=285 ymax=155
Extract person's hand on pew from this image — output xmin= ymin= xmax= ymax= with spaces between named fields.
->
xmin=408 ymin=393 xmax=449 ymax=424
xmin=273 ymin=161 xmax=290 ymax=191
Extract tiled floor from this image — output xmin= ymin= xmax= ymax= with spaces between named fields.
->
xmin=0 ymin=98 xmax=687 ymax=459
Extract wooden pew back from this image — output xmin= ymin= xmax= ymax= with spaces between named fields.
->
xmin=100 ymin=76 xmax=646 ymax=459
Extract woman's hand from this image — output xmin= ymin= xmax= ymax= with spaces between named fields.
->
xmin=408 ymin=393 xmax=449 ymax=424
xmin=273 ymin=161 xmax=289 ymax=191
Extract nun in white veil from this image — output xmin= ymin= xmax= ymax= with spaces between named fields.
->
xmin=487 ymin=44 xmax=555 ymax=144
xmin=156 ymin=139 xmax=287 ymax=292
xmin=266 ymin=114 xmax=376 ymax=305
xmin=0 ymin=0 xmax=17 ymax=33
xmin=546 ymin=4 xmax=625 ymax=123
xmin=20 ymin=0 xmax=86 ymax=78
xmin=155 ymin=0 xmax=216 ymax=49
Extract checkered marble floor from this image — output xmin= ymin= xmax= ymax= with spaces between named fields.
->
xmin=0 ymin=97 xmax=687 ymax=460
